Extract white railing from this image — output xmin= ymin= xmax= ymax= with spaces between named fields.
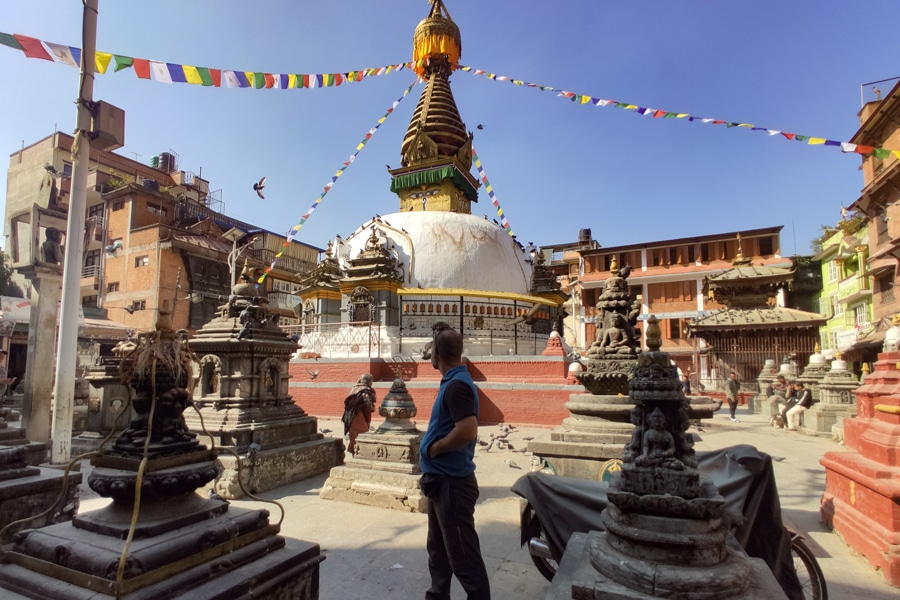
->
xmin=281 ymin=321 xmax=381 ymax=358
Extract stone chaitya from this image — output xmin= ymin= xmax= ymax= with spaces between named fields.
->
xmin=185 ymin=262 xmax=343 ymax=498
xmin=803 ymin=352 xmax=859 ymax=439
xmin=320 ymin=369 xmax=426 ymax=512
xmin=549 ymin=317 xmax=785 ymax=599
xmin=530 ymin=259 xmax=717 ymax=478
xmin=0 ymin=309 xmax=323 ymax=599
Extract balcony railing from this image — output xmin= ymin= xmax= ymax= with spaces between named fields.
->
xmin=81 ymin=264 xmax=101 ymax=278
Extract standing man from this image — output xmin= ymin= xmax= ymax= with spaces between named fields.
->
xmin=419 ymin=323 xmax=491 ymax=600
xmin=725 ymin=371 xmax=740 ymax=423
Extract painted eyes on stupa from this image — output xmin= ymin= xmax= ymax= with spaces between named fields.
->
xmin=409 ymin=189 xmax=440 ymax=199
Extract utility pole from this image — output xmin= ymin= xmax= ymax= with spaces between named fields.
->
xmin=51 ymin=0 xmax=98 ymax=464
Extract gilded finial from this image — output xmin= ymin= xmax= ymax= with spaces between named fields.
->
xmin=609 ymin=255 xmax=619 ymax=273
xmin=814 ymin=342 xmax=820 ymax=353
xmin=835 ymin=351 xmax=842 ymax=360
xmin=862 ymin=362 xmax=870 ymax=374
xmin=892 ymin=313 xmax=900 ymax=326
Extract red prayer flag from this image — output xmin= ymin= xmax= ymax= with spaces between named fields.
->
xmin=780 ymin=132 xmax=795 ymax=141
xmin=264 ymin=73 xmax=275 ymax=88
xmin=13 ymin=34 xmax=52 ymax=61
xmin=133 ymin=58 xmax=151 ymax=79
xmin=653 ymin=110 xmax=666 ymax=118
xmin=711 ymin=120 xmax=725 ymax=125
xmin=209 ymin=68 xmax=222 ymax=87
xmin=854 ymin=145 xmax=874 ymax=155
xmin=334 ymin=73 xmax=343 ymax=86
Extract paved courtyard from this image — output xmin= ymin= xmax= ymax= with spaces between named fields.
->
xmin=76 ymin=404 xmax=898 ymax=599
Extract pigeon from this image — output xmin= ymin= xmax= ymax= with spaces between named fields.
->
xmin=618 ymin=265 xmax=633 ymax=279
xmin=522 ymin=436 xmax=534 ymax=441
xmin=253 ymin=176 xmax=266 ymax=199
xmin=476 ymin=437 xmax=489 ymax=447
xmin=305 ymin=367 xmax=319 ymax=380
xmin=476 ymin=124 xmax=484 ymax=130
xmin=248 ymin=442 xmax=262 ymax=455
xmin=320 ymin=428 xmax=332 ymax=435
xmin=504 ymin=459 xmax=521 ymax=469
xmin=207 ymin=489 xmax=229 ymax=503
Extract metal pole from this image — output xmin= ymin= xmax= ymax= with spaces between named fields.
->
xmin=51 ymin=0 xmax=98 ymax=464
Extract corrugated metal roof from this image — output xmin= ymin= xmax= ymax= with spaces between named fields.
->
xmin=688 ymin=307 xmax=827 ymax=329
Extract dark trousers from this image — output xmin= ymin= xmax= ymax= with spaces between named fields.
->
xmin=421 ymin=472 xmax=491 ymax=600
xmin=727 ymin=397 xmax=737 ymax=418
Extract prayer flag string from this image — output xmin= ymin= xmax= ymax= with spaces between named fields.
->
xmin=472 ymin=149 xmax=514 ymax=239
xmin=257 ymin=80 xmax=419 ymax=283
xmin=0 ymin=31 xmax=419 ymax=89
xmin=458 ymin=65 xmax=899 ymax=158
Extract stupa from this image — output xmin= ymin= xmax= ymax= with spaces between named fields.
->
xmin=296 ymin=0 xmax=568 ymax=359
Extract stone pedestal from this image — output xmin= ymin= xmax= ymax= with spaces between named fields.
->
xmin=18 ymin=265 xmax=62 ymax=444
xmin=546 ymin=532 xmax=786 ymax=600
xmin=528 ymin=393 xmax=720 ymax=480
xmin=185 ymin=278 xmax=342 ymax=499
xmin=802 ymin=358 xmax=858 ymax=439
xmin=320 ymin=374 xmax=425 ymax=511
xmin=821 ymin=350 xmax=900 ymax=587
xmin=71 ymin=357 xmax=133 ymax=456
xmin=796 ymin=350 xmax=830 ymax=403
xmin=751 ymin=359 xmax=778 ymax=415
xmin=0 ymin=443 xmax=81 ymax=537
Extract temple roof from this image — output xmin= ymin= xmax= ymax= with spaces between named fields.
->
xmin=706 ymin=264 xmax=794 ymax=286
xmin=687 ymin=307 xmax=827 ymax=330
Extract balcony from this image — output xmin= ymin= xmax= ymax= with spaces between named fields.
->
xmin=837 ymin=275 xmax=872 ymax=305
xmin=81 ymin=264 xmax=100 ymax=290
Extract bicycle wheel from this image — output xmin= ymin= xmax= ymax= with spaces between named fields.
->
xmin=791 ymin=535 xmax=827 ymax=600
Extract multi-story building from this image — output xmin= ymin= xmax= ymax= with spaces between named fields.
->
xmin=848 ymin=80 xmax=900 ymax=335
xmin=4 ymin=132 xmax=320 ymax=357
xmin=814 ymin=219 xmax=874 ymax=369
xmin=570 ymin=227 xmax=787 ymax=376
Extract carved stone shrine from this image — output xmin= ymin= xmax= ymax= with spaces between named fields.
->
xmin=802 ymin=353 xmax=859 ymax=439
xmin=184 ymin=264 xmax=343 ymax=499
xmin=547 ymin=316 xmax=785 ymax=599
xmin=320 ymin=371 xmax=426 ymax=512
xmin=0 ymin=313 xmax=324 ymax=599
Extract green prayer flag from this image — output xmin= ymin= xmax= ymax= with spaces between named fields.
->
xmin=197 ymin=67 xmax=214 ymax=86
xmin=0 ymin=32 xmax=24 ymax=51
xmin=794 ymin=135 xmax=809 ymax=142
xmin=113 ymin=55 xmax=134 ymax=72
xmin=873 ymin=148 xmax=891 ymax=159
xmin=254 ymin=72 xmax=265 ymax=88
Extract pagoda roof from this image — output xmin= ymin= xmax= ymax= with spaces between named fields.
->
xmin=687 ymin=306 xmax=827 ymax=331
xmin=706 ymin=263 xmax=794 ymax=286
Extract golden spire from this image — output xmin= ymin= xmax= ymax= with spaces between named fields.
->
xmin=412 ymin=1 xmax=461 ymax=79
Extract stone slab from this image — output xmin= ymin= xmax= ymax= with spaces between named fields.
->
xmin=319 ymin=464 xmax=426 ymax=512
xmin=546 ymin=532 xmax=787 ymax=600
xmin=0 ymin=468 xmax=82 ymax=535
xmin=0 ymin=536 xmax=322 ymax=600
xmin=213 ymin=436 xmax=343 ymax=499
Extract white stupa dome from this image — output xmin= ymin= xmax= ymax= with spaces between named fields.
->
xmin=339 ymin=212 xmax=533 ymax=296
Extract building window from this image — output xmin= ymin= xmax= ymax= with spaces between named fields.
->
xmin=687 ymin=245 xmax=696 ymax=263
xmin=134 ymin=255 xmax=149 ymax=267
xmin=669 ymin=247 xmax=679 ymax=265
xmin=88 ymin=203 xmax=104 ymax=218
xmin=700 ymin=243 xmax=710 ymax=262
xmin=146 ymin=202 xmax=168 ymax=217
xmin=832 ymin=295 xmax=843 ymax=316
xmin=84 ymin=249 xmax=101 ymax=267
xmin=132 ymin=300 xmax=147 ymax=311
xmin=819 ymin=297 xmax=829 ymax=316
xmin=82 ymin=295 xmax=98 ymax=307
xmin=758 ymin=236 xmax=774 ymax=256
xmin=107 ymin=282 xmax=119 ymax=293
xmin=112 ymin=200 xmax=124 ymax=211
xmin=62 ymin=162 xmax=72 ymax=178
xmin=854 ymin=304 xmax=868 ymax=327
xmin=877 ymin=273 xmax=895 ymax=304
xmin=670 ymin=318 xmax=682 ymax=339
xmin=827 ymin=261 xmax=839 ymax=282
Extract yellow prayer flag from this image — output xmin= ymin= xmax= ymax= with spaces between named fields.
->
xmin=95 ymin=52 xmax=113 ymax=74
xmin=737 ymin=123 xmax=753 ymax=129
xmin=288 ymin=74 xmax=298 ymax=88
xmin=675 ymin=113 xmax=689 ymax=118
xmin=893 ymin=151 xmax=900 ymax=160
xmin=808 ymin=138 xmax=825 ymax=145
xmin=183 ymin=65 xmax=203 ymax=85
xmin=579 ymin=96 xmax=592 ymax=104
xmin=624 ymin=104 xmax=638 ymax=110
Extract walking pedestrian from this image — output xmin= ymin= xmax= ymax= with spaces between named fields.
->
xmin=342 ymin=373 xmax=376 ymax=455
xmin=725 ymin=371 xmax=740 ymax=422
xmin=419 ymin=322 xmax=491 ymax=600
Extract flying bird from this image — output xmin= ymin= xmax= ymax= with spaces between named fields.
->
xmin=476 ymin=124 xmax=484 ymax=130
xmin=305 ymin=367 xmax=319 ymax=380
xmin=253 ymin=176 xmax=266 ymax=199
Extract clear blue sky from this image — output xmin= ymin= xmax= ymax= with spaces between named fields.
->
xmin=2 ymin=1 xmax=898 ymax=257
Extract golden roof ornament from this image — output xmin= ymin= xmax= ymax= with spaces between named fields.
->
xmin=814 ymin=342 xmax=820 ymax=353
xmin=733 ymin=232 xmax=752 ymax=266
xmin=609 ymin=255 xmax=619 ymax=273
xmin=412 ymin=0 xmax=461 ymax=79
